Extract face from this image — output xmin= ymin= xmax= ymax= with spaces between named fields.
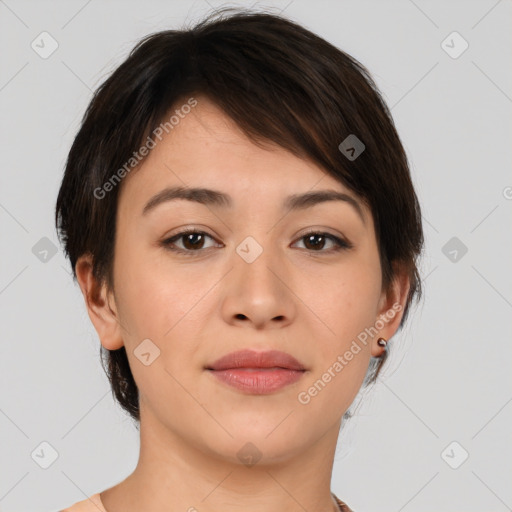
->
xmin=79 ymin=96 xmax=408 ymax=466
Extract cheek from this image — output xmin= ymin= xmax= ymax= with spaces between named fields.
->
xmin=113 ymin=239 xmax=216 ymax=348
xmin=298 ymin=253 xmax=382 ymax=346
xmin=296 ymin=274 xmax=377 ymax=419
xmin=112 ymin=251 xmax=210 ymax=401
xmin=293 ymin=251 xmax=381 ymax=408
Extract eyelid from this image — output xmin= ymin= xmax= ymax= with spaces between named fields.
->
xmin=295 ymin=226 xmax=347 ymax=240
xmin=163 ymin=225 xmax=220 ymax=241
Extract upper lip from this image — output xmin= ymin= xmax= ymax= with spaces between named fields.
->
xmin=207 ymin=349 xmax=306 ymax=371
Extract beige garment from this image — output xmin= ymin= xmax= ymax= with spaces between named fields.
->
xmin=60 ymin=493 xmax=106 ymax=512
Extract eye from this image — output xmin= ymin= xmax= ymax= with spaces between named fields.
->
xmin=292 ymin=231 xmax=353 ymax=252
xmin=161 ymin=229 xmax=353 ymax=255
xmin=161 ymin=229 xmax=222 ymax=254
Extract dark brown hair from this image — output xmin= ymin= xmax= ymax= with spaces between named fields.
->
xmin=55 ymin=8 xmax=424 ymax=424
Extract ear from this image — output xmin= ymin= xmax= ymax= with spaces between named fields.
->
xmin=75 ymin=254 xmax=124 ymax=350
xmin=371 ymin=261 xmax=411 ymax=357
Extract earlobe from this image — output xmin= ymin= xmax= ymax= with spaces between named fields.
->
xmin=75 ymin=254 xmax=124 ymax=351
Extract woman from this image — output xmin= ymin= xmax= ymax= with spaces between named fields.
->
xmin=56 ymin=8 xmax=424 ymax=512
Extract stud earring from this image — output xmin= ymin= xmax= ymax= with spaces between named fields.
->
xmin=377 ymin=337 xmax=387 ymax=348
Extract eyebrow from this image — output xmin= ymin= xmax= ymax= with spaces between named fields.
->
xmin=142 ymin=186 xmax=366 ymax=224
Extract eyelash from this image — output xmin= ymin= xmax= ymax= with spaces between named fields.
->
xmin=161 ymin=228 xmax=353 ymax=255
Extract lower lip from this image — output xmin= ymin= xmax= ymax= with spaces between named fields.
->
xmin=207 ymin=368 xmax=305 ymax=394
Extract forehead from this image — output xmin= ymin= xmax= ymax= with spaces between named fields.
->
xmin=118 ymin=96 xmax=368 ymax=219
xmin=147 ymin=98 xmax=321 ymax=180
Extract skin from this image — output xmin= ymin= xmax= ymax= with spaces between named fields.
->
xmin=76 ymin=96 xmax=410 ymax=512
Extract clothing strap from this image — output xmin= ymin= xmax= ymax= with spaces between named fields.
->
xmin=332 ymin=493 xmax=354 ymax=512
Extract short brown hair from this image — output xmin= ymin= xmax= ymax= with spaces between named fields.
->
xmin=55 ymin=8 xmax=424 ymax=423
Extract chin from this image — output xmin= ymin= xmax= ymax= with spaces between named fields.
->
xmin=208 ymin=435 xmax=308 ymax=469
xmin=199 ymin=415 xmax=315 ymax=466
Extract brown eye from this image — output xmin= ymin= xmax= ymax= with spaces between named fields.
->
xmin=162 ymin=230 xmax=221 ymax=254
xmin=303 ymin=233 xmax=327 ymax=250
xmin=181 ymin=232 xmax=206 ymax=250
xmin=293 ymin=232 xmax=352 ymax=252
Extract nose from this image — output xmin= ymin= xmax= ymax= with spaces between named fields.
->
xmin=220 ymin=243 xmax=297 ymax=330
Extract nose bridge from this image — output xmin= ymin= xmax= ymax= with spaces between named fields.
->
xmin=221 ymin=232 xmax=295 ymax=327
xmin=234 ymin=233 xmax=282 ymax=292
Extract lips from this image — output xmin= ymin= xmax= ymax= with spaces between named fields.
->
xmin=206 ymin=349 xmax=306 ymax=394
xmin=207 ymin=349 xmax=306 ymax=371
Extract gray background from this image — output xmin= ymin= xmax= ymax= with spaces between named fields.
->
xmin=1 ymin=0 xmax=511 ymax=511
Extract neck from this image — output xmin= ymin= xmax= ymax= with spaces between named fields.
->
xmin=101 ymin=404 xmax=343 ymax=512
